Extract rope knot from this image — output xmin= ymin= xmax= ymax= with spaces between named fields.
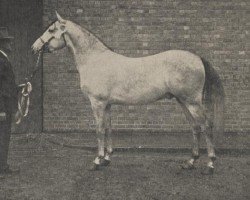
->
xmin=15 ymin=82 xmax=32 ymax=124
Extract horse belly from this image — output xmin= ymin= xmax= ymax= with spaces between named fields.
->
xmin=110 ymin=81 xmax=168 ymax=104
xmin=107 ymin=56 xmax=171 ymax=104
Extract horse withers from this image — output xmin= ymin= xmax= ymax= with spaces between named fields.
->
xmin=32 ymin=12 xmax=224 ymax=174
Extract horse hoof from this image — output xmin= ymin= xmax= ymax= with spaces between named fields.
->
xmin=181 ymin=162 xmax=195 ymax=170
xmin=201 ymin=167 xmax=214 ymax=175
xmin=101 ymin=159 xmax=111 ymax=167
xmin=89 ymin=163 xmax=101 ymax=171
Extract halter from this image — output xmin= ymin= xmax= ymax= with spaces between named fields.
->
xmin=38 ymin=22 xmax=67 ymax=52
xmin=39 ymin=34 xmax=66 ymax=53
xmin=39 ymin=37 xmax=46 ymax=45
xmin=39 ymin=23 xmax=56 ymax=45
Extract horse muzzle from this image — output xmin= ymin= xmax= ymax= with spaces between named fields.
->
xmin=31 ymin=38 xmax=44 ymax=54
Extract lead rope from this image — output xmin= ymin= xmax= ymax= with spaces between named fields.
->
xmin=15 ymin=50 xmax=43 ymax=124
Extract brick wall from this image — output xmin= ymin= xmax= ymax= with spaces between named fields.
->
xmin=43 ymin=0 xmax=249 ymax=133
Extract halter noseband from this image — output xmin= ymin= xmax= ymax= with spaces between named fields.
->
xmin=39 ymin=30 xmax=67 ymax=51
xmin=39 ymin=37 xmax=46 ymax=44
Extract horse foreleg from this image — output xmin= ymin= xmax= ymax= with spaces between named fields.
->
xmin=102 ymin=104 xmax=112 ymax=166
xmin=191 ymin=126 xmax=201 ymax=162
xmin=90 ymin=98 xmax=107 ymax=170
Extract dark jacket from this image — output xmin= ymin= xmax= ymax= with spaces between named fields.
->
xmin=0 ymin=51 xmax=18 ymax=114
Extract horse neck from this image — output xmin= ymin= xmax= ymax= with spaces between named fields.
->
xmin=65 ymin=22 xmax=108 ymax=64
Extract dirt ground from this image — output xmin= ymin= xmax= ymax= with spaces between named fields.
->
xmin=0 ymin=134 xmax=249 ymax=200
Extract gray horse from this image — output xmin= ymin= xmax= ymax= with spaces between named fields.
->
xmin=32 ymin=12 xmax=224 ymax=174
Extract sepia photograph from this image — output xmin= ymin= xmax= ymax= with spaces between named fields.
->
xmin=0 ymin=0 xmax=249 ymax=199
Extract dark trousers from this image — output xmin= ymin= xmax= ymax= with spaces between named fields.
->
xmin=0 ymin=112 xmax=11 ymax=171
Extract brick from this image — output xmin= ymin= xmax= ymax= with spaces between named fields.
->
xmin=42 ymin=0 xmax=250 ymax=133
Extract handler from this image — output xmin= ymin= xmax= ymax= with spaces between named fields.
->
xmin=0 ymin=27 xmax=19 ymax=176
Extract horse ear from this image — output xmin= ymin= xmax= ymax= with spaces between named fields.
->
xmin=55 ymin=11 xmax=66 ymax=24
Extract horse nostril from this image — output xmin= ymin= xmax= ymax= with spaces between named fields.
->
xmin=43 ymin=43 xmax=50 ymax=53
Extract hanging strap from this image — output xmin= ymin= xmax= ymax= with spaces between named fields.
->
xmin=15 ymin=51 xmax=42 ymax=124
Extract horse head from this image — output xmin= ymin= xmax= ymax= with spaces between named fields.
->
xmin=32 ymin=12 xmax=68 ymax=53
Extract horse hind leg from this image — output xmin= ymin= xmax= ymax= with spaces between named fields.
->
xmin=177 ymin=100 xmax=201 ymax=169
xmin=203 ymin=119 xmax=216 ymax=173
xmin=185 ymin=102 xmax=216 ymax=174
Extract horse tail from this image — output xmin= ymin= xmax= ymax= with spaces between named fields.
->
xmin=201 ymin=58 xmax=225 ymax=137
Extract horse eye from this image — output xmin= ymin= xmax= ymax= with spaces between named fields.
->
xmin=48 ymin=29 xmax=54 ymax=33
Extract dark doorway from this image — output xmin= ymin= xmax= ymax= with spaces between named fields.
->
xmin=0 ymin=0 xmax=43 ymax=133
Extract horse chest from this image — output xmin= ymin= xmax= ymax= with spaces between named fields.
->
xmin=79 ymin=77 xmax=110 ymax=101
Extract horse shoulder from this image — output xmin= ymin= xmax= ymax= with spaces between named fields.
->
xmin=78 ymin=66 xmax=116 ymax=101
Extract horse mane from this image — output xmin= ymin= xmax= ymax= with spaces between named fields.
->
xmin=67 ymin=20 xmax=113 ymax=52
xmin=45 ymin=20 xmax=57 ymax=29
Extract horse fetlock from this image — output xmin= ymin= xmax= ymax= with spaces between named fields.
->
xmin=93 ymin=157 xmax=100 ymax=165
xmin=104 ymin=154 xmax=111 ymax=161
xmin=188 ymin=158 xmax=195 ymax=166
xmin=207 ymin=157 xmax=216 ymax=169
xmin=181 ymin=159 xmax=195 ymax=170
xmin=106 ymin=147 xmax=113 ymax=155
xmin=207 ymin=161 xmax=214 ymax=168
xmin=98 ymin=151 xmax=105 ymax=157
xmin=208 ymin=151 xmax=216 ymax=159
xmin=92 ymin=155 xmax=111 ymax=168
xmin=93 ymin=156 xmax=104 ymax=165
